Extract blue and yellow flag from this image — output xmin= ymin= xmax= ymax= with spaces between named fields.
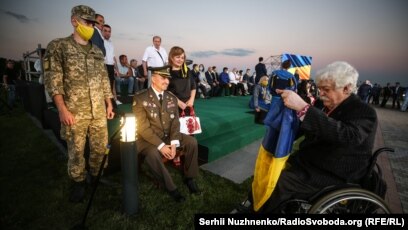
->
xmin=283 ymin=53 xmax=313 ymax=80
xmin=251 ymin=67 xmax=300 ymax=212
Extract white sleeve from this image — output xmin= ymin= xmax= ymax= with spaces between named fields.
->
xmin=142 ymin=47 xmax=149 ymax=62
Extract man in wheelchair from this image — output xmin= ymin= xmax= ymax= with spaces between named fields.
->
xmin=242 ymin=61 xmax=381 ymax=214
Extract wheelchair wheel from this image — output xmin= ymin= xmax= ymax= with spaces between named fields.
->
xmin=278 ymin=199 xmax=311 ymax=214
xmin=308 ymin=188 xmax=391 ymax=214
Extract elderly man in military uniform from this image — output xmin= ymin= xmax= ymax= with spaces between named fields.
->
xmin=133 ymin=66 xmax=200 ymax=202
xmin=43 ymin=5 xmax=114 ymax=203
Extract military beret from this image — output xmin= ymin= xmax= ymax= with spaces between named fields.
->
xmin=71 ymin=5 xmax=97 ymax=22
xmin=149 ymin=65 xmax=171 ymax=78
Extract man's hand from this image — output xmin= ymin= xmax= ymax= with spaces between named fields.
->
xmin=54 ymin=95 xmax=75 ymax=125
xmin=160 ymin=145 xmax=175 ymax=160
xmin=276 ymin=89 xmax=308 ymax=112
xmin=170 ymin=144 xmax=176 ymax=159
xmin=106 ymin=106 xmax=114 ymax=119
xmin=59 ymin=108 xmax=75 ymax=126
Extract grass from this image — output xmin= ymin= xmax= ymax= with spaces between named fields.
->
xmin=0 ymin=106 xmax=252 ymax=230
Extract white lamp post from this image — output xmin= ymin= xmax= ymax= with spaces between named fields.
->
xmin=120 ymin=113 xmax=138 ymax=215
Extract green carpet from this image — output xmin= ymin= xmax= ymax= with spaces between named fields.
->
xmin=194 ymin=96 xmax=265 ymax=161
xmin=112 ymin=95 xmax=265 ymax=162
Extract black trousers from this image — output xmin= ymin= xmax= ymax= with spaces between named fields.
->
xmin=106 ymin=64 xmax=115 ymax=90
xmin=392 ymin=95 xmax=400 ymax=108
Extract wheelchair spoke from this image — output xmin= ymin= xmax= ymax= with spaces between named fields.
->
xmin=308 ymin=188 xmax=391 ymax=214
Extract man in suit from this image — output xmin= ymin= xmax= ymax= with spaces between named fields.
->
xmin=391 ymin=82 xmax=402 ymax=109
xmin=205 ymin=66 xmax=219 ymax=97
xmin=245 ymin=61 xmax=378 ymax=213
xmin=132 ymin=65 xmax=200 ymax=202
xmin=90 ymin=14 xmax=106 ymax=56
xmin=255 ymin=57 xmax=267 ymax=84
xmin=380 ymin=83 xmax=392 ymax=107
xmin=357 ymin=80 xmax=372 ymax=103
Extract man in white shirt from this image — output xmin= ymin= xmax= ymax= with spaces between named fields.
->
xmin=228 ymin=68 xmax=239 ymax=95
xmin=102 ymin=24 xmax=120 ymax=104
xmin=142 ymin=36 xmax=168 ymax=87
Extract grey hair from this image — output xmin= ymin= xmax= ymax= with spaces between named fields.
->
xmin=315 ymin=61 xmax=358 ymax=93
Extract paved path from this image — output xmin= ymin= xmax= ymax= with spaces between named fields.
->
xmin=201 ymin=105 xmax=407 ymax=213
xmin=375 ymin=106 xmax=407 ymax=213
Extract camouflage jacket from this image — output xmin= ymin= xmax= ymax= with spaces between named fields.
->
xmin=44 ymin=35 xmax=113 ymax=119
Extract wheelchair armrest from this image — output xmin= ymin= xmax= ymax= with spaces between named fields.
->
xmin=367 ymin=147 xmax=394 ymax=176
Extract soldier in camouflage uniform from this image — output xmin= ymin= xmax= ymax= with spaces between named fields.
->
xmin=43 ymin=5 xmax=114 ymax=203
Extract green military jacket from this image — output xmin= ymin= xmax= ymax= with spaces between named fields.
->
xmin=44 ymin=35 xmax=112 ymax=119
xmin=133 ymin=88 xmax=181 ymax=147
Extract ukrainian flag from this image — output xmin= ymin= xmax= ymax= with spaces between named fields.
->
xmin=251 ymin=68 xmax=300 ymax=212
xmin=284 ymin=53 xmax=313 ymax=80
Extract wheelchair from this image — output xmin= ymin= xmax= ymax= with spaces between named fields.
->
xmin=277 ymin=147 xmax=394 ymax=214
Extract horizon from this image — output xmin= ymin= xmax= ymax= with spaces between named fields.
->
xmin=1 ymin=0 xmax=407 ymax=86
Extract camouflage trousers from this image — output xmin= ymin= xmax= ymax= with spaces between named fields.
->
xmin=61 ymin=118 xmax=108 ymax=182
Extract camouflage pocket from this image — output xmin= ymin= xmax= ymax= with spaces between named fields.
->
xmin=60 ymin=125 xmax=71 ymax=141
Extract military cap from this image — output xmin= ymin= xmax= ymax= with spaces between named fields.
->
xmin=71 ymin=5 xmax=97 ymax=22
xmin=149 ymin=65 xmax=172 ymax=78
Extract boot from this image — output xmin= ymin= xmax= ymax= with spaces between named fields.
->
xmin=69 ymin=180 xmax=86 ymax=203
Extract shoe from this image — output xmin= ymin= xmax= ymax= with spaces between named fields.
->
xmin=86 ymin=174 xmax=120 ymax=187
xmin=115 ymin=100 xmax=122 ymax=105
xmin=230 ymin=199 xmax=252 ymax=214
xmin=69 ymin=181 xmax=86 ymax=203
xmin=184 ymin=178 xmax=201 ymax=195
xmin=169 ymin=189 xmax=185 ymax=202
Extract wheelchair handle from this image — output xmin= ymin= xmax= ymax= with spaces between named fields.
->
xmin=367 ymin=147 xmax=395 ymax=175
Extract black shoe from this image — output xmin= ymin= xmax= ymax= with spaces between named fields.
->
xmin=69 ymin=181 xmax=86 ymax=203
xmin=184 ymin=178 xmax=201 ymax=195
xmin=230 ymin=199 xmax=252 ymax=214
xmin=169 ymin=189 xmax=185 ymax=202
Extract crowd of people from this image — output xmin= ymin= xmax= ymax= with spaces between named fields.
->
xmin=2 ymin=4 xmax=408 ymax=215
xmin=357 ymin=80 xmax=407 ymax=111
xmin=94 ymin=15 xmax=259 ymax=106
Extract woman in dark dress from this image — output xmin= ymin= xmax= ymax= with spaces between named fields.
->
xmin=167 ymin=46 xmax=197 ymax=116
xmin=167 ymin=46 xmax=197 ymax=166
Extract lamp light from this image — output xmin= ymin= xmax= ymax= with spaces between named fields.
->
xmin=120 ymin=113 xmax=136 ymax=142
xmin=119 ymin=113 xmax=138 ymax=215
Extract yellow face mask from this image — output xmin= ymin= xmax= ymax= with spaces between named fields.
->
xmin=75 ymin=19 xmax=94 ymax=41
xmin=260 ymin=80 xmax=268 ymax=87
